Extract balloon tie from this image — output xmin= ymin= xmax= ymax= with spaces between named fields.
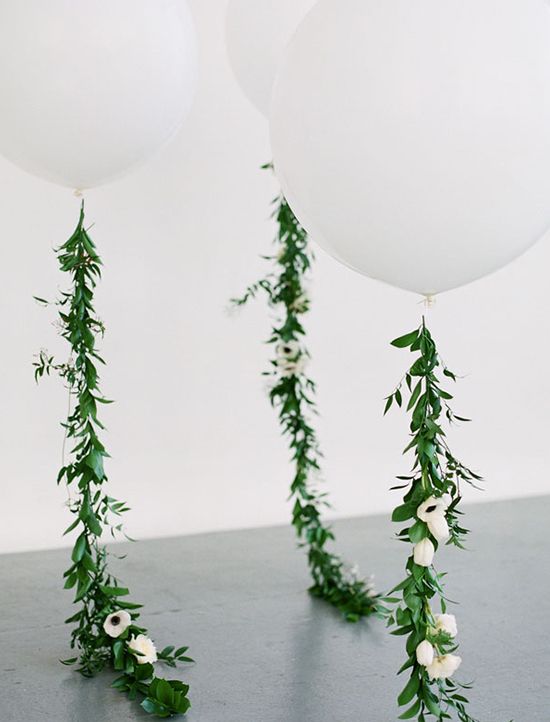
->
xmin=422 ymin=294 xmax=436 ymax=309
xmin=73 ymin=188 xmax=83 ymax=198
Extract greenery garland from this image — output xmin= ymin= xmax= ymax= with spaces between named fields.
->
xmin=384 ymin=318 xmax=482 ymax=722
xmin=232 ymin=167 xmax=378 ymax=621
xmin=34 ymin=204 xmax=193 ymax=718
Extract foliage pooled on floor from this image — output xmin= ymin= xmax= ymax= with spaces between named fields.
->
xmin=34 ymin=204 xmax=192 ymax=717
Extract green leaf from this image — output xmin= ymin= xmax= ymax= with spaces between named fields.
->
xmin=407 ymin=380 xmax=422 ymax=411
xmin=71 ymin=533 xmax=87 ymax=563
xmin=60 ymin=657 xmax=78 ymax=666
xmin=113 ymin=640 xmax=125 ymax=671
xmin=87 ymin=513 xmax=102 ymax=537
xmin=392 ymin=504 xmax=415 ymax=522
xmin=391 ymin=330 xmax=419 ymax=348
xmin=84 ymin=450 xmax=104 ymax=480
xmin=399 ymin=698 xmax=422 ymax=719
xmin=408 ymin=520 xmax=428 ymax=544
xmin=398 ymin=672 xmax=420 ymax=706
xmin=99 ymin=585 xmax=130 ymax=597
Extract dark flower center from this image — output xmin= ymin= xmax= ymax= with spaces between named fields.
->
xmin=111 ymin=616 xmax=120 ymax=626
xmin=426 ymin=505 xmax=438 ymax=514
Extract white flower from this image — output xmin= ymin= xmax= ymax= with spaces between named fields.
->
xmin=413 ymin=538 xmax=435 ymax=567
xmin=276 ymin=340 xmax=301 ymax=360
xmin=428 ymin=514 xmax=450 ymax=542
xmin=434 ymin=613 xmax=458 ymax=638
xmin=343 ymin=563 xmax=360 ymax=584
xmin=128 ymin=634 xmax=157 ymax=665
xmin=276 ymin=343 xmax=307 ymax=377
xmin=417 ymin=496 xmax=450 ymax=542
xmin=365 ymin=574 xmax=377 ymax=598
xmin=291 ymin=293 xmax=309 ymax=313
xmin=426 ymin=654 xmax=462 ymax=680
xmin=417 ymin=496 xmax=449 ymax=522
xmin=416 ymin=640 xmax=435 ymax=667
xmin=103 ymin=610 xmax=131 ymax=638
xmin=277 ymin=244 xmax=287 ymax=261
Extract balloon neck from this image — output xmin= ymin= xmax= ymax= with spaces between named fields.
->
xmin=423 ymin=294 xmax=436 ymax=309
xmin=73 ymin=188 xmax=84 ymax=199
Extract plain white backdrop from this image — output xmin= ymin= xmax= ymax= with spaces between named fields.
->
xmin=0 ymin=0 xmax=548 ymax=554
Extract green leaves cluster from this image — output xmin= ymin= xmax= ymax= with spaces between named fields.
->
xmin=384 ymin=319 xmax=481 ymax=722
xmin=232 ymin=168 xmax=378 ymax=621
xmin=35 ymin=204 xmax=191 ymax=717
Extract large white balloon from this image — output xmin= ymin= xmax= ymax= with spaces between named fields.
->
xmin=225 ymin=0 xmax=316 ymax=117
xmin=271 ymin=0 xmax=550 ymax=296
xmin=0 ymin=0 xmax=198 ymax=189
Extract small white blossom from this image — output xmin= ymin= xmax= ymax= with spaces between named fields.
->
xmin=277 ymin=357 xmax=307 ymax=378
xmin=365 ymin=574 xmax=377 ymax=598
xmin=128 ymin=634 xmax=157 ymax=665
xmin=434 ymin=613 xmax=458 ymax=638
xmin=416 ymin=640 xmax=435 ymax=667
xmin=103 ymin=610 xmax=131 ymax=638
xmin=276 ymin=340 xmax=301 ymax=360
xmin=426 ymin=653 xmax=462 ymax=680
xmin=291 ymin=293 xmax=309 ymax=313
xmin=417 ymin=496 xmax=450 ymax=542
xmin=343 ymin=563 xmax=360 ymax=584
xmin=413 ymin=538 xmax=435 ymax=567
xmin=417 ymin=496 xmax=449 ymax=522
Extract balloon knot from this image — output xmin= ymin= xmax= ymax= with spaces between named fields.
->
xmin=73 ymin=189 xmax=83 ymax=198
xmin=423 ymin=294 xmax=436 ymax=309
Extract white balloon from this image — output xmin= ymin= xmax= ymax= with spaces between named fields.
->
xmin=270 ymin=0 xmax=550 ymax=296
xmin=226 ymin=0 xmax=316 ymax=117
xmin=0 ymin=0 xmax=198 ymax=189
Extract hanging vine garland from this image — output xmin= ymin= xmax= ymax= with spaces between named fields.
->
xmin=34 ymin=204 xmax=193 ymax=718
xmin=384 ymin=318 xmax=482 ymax=722
xmin=232 ymin=166 xmax=378 ymax=621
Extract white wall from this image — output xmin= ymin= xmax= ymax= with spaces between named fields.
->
xmin=0 ymin=0 xmax=549 ymax=554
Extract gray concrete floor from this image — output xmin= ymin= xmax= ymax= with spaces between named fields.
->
xmin=1 ymin=496 xmax=548 ymax=722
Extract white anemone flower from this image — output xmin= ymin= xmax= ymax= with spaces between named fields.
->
xmin=417 ymin=496 xmax=449 ymax=522
xmin=434 ymin=613 xmax=458 ymax=638
xmin=426 ymin=654 xmax=462 ymax=680
xmin=128 ymin=634 xmax=158 ymax=665
xmin=413 ymin=538 xmax=435 ymax=567
xmin=416 ymin=640 xmax=435 ymax=667
xmin=276 ymin=352 xmax=307 ymax=378
xmin=417 ymin=496 xmax=450 ymax=542
xmin=276 ymin=340 xmax=301 ymax=360
xmin=103 ymin=610 xmax=131 ymax=638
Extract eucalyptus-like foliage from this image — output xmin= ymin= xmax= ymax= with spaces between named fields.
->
xmin=232 ymin=170 xmax=378 ymax=621
xmin=34 ymin=205 xmax=192 ymax=718
xmin=384 ymin=319 xmax=481 ymax=722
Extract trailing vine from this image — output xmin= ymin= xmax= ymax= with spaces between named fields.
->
xmin=384 ymin=318 xmax=481 ymax=722
xmin=34 ymin=204 xmax=193 ymax=718
xmin=232 ymin=166 xmax=378 ymax=621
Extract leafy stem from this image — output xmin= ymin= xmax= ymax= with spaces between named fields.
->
xmin=35 ymin=204 xmax=192 ymax=717
xmin=231 ymin=168 xmax=379 ymax=621
xmin=384 ymin=318 xmax=481 ymax=722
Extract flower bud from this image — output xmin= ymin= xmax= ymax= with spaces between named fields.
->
xmin=413 ymin=538 xmax=435 ymax=567
xmin=428 ymin=514 xmax=450 ymax=542
xmin=426 ymin=653 xmax=462 ymax=680
xmin=434 ymin=613 xmax=458 ymax=638
xmin=416 ymin=640 xmax=435 ymax=666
